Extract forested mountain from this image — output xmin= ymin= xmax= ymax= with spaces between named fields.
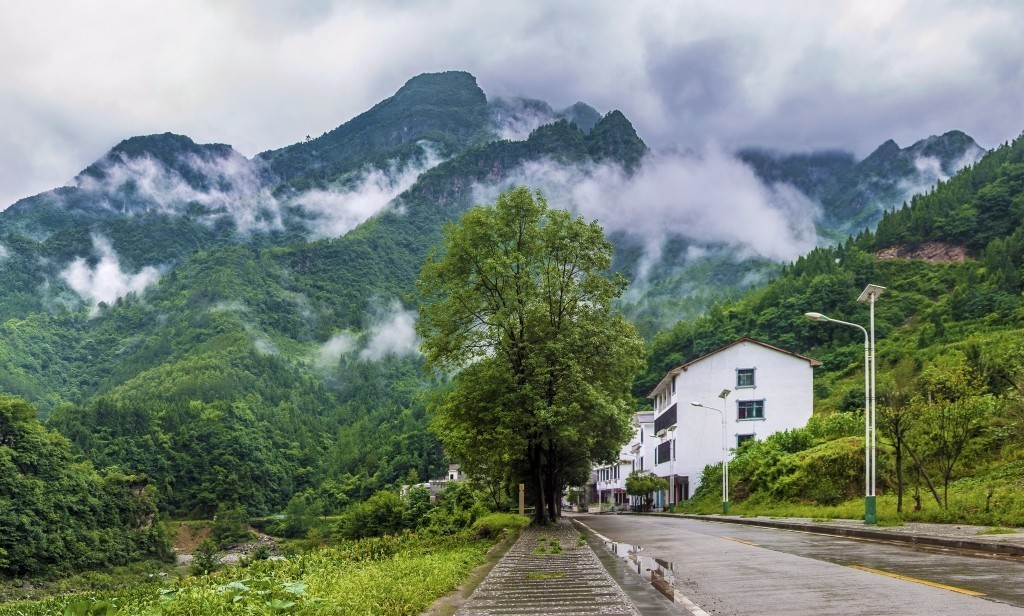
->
xmin=0 ymin=67 xmax=1000 ymax=547
xmin=641 ymin=131 xmax=1024 ymax=520
xmin=739 ymin=130 xmax=984 ymax=238
xmin=0 ymin=72 xmax=651 ymax=525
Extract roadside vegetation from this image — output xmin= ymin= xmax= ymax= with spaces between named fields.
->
xmin=0 ymin=482 xmax=529 ymax=615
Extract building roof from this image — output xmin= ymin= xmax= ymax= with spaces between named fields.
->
xmin=646 ymin=337 xmax=822 ymax=398
xmin=634 ymin=411 xmax=655 ymax=424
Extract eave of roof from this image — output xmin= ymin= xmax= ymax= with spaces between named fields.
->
xmin=646 ymin=336 xmax=822 ymax=398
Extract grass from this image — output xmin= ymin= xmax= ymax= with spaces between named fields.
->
xmin=0 ymin=530 xmax=509 ymax=616
xmin=526 ymin=572 xmax=565 ymax=580
xmin=979 ymin=527 xmax=1020 ymax=535
xmin=677 ymin=483 xmax=1024 ymax=529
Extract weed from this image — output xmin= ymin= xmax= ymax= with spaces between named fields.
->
xmin=526 ymin=572 xmax=565 ymax=580
xmin=979 ymin=527 xmax=1019 ymax=535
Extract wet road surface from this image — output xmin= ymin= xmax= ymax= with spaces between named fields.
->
xmin=573 ymin=513 xmax=1024 ymax=616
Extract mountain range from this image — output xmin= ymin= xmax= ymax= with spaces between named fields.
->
xmin=0 ymin=70 xmax=991 ymax=517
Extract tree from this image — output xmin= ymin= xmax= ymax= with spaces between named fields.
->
xmin=877 ymin=357 xmax=919 ymax=513
xmin=625 ymin=471 xmax=667 ymax=511
xmin=417 ymin=187 xmax=644 ymax=525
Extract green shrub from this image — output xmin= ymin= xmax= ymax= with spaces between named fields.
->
xmin=470 ymin=513 xmax=529 ymax=538
xmin=189 ymin=540 xmax=219 ymax=577
xmin=211 ymin=504 xmax=253 ymax=548
xmin=336 ymin=491 xmax=407 ymax=540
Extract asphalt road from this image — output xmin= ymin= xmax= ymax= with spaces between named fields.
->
xmin=573 ymin=513 xmax=1024 ymax=616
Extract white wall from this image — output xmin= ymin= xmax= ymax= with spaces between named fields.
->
xmin=650 ymin=340 xmax=815 ymax=497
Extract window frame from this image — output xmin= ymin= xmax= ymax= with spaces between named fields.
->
xmin=736 ymin=367 xmax=756 ymax=389
xmin=737 ymin=399 xmax=765 ymax=420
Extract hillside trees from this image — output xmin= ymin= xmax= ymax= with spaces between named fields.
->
xmin=0 ymin=395 xmax=169 ymax=576
xmin=417 ymin=187 xmax=644 ymax=525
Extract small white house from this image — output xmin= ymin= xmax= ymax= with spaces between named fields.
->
xmin=646 ymin=337 xmax=819 ymax=508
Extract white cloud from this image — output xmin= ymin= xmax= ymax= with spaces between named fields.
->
xmin=292 ymin=145 xmax=442 ymax=239
xmin=3 ymin=1 xmax=1023 ymax=212
xmin=474 ymin=149 xmax=820 ymax=280
xmin=316 ymin=331 xmax=358 ymax=368
xmin=360 ymin=304 xmax=420 ymax=361
xmin=59 ymin=234 xmax=161 ymax=315
xmin=77 ymin=149 xmax=282 ymax=233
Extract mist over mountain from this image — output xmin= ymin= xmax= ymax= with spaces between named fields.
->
xmin=0 ymin=69 xmax=993 ymax=522
xmin=739 ymin=130 xmax=985 ymax=238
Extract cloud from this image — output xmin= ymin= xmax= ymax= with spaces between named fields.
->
xmin=77 ymin=149 xmax=282 ymax=233
xmin=316 ymin=331 xmax=358 ymax=368
xmin=474 ymin=148 xmax=820 ymax=279
xmin=897 ymin=145 xmax=986 ymax=205
xmin=2 ymin=1 xmax=1024 ymax=215
xmin=60 ymin=234 xmax=161 ymax=315
xmin=359 ymin=303 xmax=420 ymax=361
xmin=489 ymin=97 xmax=557 ymax=142
xmin=0 ymin=244 xmax=8 ymax=259
xmin=292 ymin=145 xmax=442 ymax=239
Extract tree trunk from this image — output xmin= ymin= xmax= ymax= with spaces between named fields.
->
xmin=895 ymin=439 xmax=904 ymax=513
xmin=904 ymin=442 xmax=942 ymax=508
xmin=532 ymin=445 xmax=549 ymax=525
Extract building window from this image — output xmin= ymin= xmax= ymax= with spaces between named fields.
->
xmin=655 ymin=404 xmax=677 ymax=434
xmin=738 ymin=400 xmax=765 ymax=420
xmin=737 ymin=368 xmax=755 ymax=388
xmin=655 ymin=440 xmax=673 ymax=464
xmin=671 ymin=377 xmax=676 ymax=395
xmin=737 ymin=434 xmax=755 ymax=448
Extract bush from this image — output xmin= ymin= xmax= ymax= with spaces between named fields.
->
xmin=336 ymin=491 xmax=407 ymax=540
xmin=470 ymin=513 xmax=529 ymax=539
xmin=771 ymin=437 xmax=865 ymax=505
xmin=189 ymin=539 xmax=219 ymax=576
xmin=211 ymin=503 xmax=253 ymax=547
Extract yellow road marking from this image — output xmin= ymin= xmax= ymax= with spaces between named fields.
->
xmin=849 ymin=565 xmax=985 ymax=596
xmin=721 ymin=536 xmax=760 ymax=546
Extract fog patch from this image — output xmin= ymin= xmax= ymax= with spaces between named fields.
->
xmin=898 ymin=146 xmax=985 ymax=205
xmin=60 ymin=234 xmax=161 ymax=315
xmin=254 ymin=336 xmax=278 ymax=355
xmin=474 ymin=148 xmax=820 ymax=279
xmin=360 ymin=303 xmax=420 ymax=361
xmin=76 ymin=150 xmax=281 ymax=233
xmin=291 ymin=146 xmax=442 ymax=240
xmin=316 ymin=331 xmax=358 ymax=368
xmin=490 ymin=97 xmax=557 ymax=142
xmin=0 ymin=244 xmax=8 ymax=259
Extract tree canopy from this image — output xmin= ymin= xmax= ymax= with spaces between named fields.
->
xmin=417 ymin=187 xmax=644 ymax=524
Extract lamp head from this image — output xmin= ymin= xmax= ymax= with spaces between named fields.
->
xmin=804 ymin=311 xmax=828 ymax=322
xmin=719 ymin=389 xmax=731 ymax=400
xmin=690 ymin=401 xmax=703 ymax=408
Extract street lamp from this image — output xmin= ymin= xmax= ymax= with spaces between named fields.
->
xmin=667 ymin=425 xmax=676 ymax=511
xmin=805 ymin=283 xmax=885 ymax=525
xmin=691 ymin=388 xmax=731 ymax=515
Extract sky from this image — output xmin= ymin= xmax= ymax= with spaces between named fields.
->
xmin=2 ymin=0 xmax=1023 ymax=210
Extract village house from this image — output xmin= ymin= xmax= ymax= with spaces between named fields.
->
xmin=591 ymin=337 xmax=819 ymax=511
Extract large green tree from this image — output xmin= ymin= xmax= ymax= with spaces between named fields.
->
xmin=417 ymin=187 xmax=644 ymax=524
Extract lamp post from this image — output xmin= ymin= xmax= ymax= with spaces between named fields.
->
xmin=805 ymin=283 xmax=885 ymax=525
xmin=691 ymin=388 xmax=731 ymax=515
xmin=667 ymin=425 xmax=676 ymax=511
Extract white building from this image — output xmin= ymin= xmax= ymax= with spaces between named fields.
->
xmin=646 ymin=337 xmax=820 ymax=509
xmin=592 ymin=412 xmax=654 ymax=509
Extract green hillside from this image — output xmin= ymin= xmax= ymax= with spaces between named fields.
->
xmin=649 ymin=131 xmax=1024 ymax=523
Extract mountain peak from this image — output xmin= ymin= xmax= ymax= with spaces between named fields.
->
xmin=77 ymin=133 xmax=242 ymax=188
xmin=390 ymin=71 xmax=487 ymax=109
xmin=586 ymin=110 xmax=648 ymax=171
